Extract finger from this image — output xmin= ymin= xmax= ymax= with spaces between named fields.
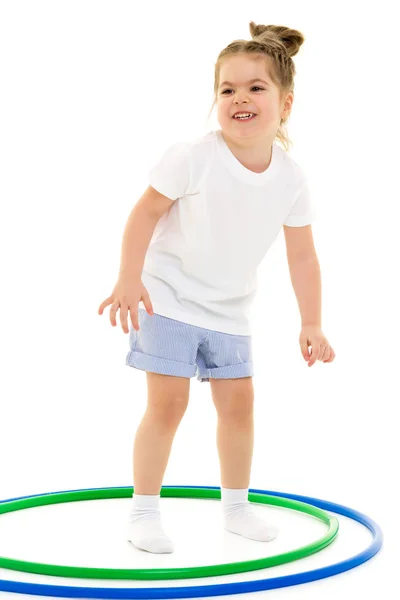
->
xmin=308 ymin=346 xmax=320 ymax=366
xmin=324 ymin=348 xmax=335 ymax=362
xmin=109 ymin=301 xmax=120 ymax=327
xmin=142 ymin=290 xmax=154 ymax=315
xmin=130 ymin=306 xmax=139 ymax=331
xmin=300 ymin=336 xmax=310 ymax=360
xmin=98 ymin=296 xmax=112 ymax=315
xmin=318 ymin=344 xmax=328 ymax=361
xmin=120 ymin=301 xmax=129 ymax=334
xmin=321 ymin=345 xmax=331 ymax=361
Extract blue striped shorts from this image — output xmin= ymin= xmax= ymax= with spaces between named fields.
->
xmin=125 ymin=308 xmax=253 ymax=383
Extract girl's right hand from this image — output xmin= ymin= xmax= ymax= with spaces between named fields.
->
xmin=98 ymin=278 xmax=154 ymax=333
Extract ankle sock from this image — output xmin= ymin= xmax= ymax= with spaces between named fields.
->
xmin=127 ymin=488 xmax=277 ymax=552
xmin=127 ymin=493 xmax=174 ymax=554
xmin=221 ymin=487 xmax=278 ymax=542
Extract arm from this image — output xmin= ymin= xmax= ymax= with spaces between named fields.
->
xmin=118 ymin=185 xmax=174 ymax=279
xmin=283 ymin=224 xmax=321 ymax=327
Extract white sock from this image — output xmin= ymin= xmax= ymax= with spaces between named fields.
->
xmin=221 ymin=487 xmax=278 ymax=542
xmin=127 ymin=493 xmax=174 ymax=554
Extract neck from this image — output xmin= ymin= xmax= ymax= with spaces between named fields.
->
xmin=220 ymin=130 xmax=274 ymax=172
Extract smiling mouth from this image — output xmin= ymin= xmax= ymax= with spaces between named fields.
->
xmin=232 ymin=114 xmax=257 ymax=121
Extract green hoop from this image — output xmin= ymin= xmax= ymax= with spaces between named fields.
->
xmin=0 ymin=486 xmax=338 ymax=580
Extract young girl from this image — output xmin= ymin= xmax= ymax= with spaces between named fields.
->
xmin=98 ymin=21 xmax=335 ymax=554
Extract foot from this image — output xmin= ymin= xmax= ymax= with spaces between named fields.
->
xmin=127 ymin=516 xmax=174 ymax=554
xmin=224 ymin=504 xmax=278 ymax=542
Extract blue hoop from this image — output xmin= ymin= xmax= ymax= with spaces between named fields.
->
xmin=0 ymin=485 xmax=383 ymax=598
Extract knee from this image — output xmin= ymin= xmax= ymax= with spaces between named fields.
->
xmin=215 ymin=392 xmax=254 ymax=423
xmin=147 ymin=395 xmax=189 ymax=426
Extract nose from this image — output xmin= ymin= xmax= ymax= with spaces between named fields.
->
xmin=234 ymin=92 xmax=249 ymax=102
xmin=234 ymin=96 xmax=249 ymax=105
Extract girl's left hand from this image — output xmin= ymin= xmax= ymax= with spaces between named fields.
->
xmin=299 ymin=325 xmax=335 ymax=367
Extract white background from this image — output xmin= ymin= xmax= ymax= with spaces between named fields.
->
xmin=0 ymin=1 xmax=398 ymax=598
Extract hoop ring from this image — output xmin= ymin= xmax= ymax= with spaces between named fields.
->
xmin=0 ymin=485 xmax=382 ymax=598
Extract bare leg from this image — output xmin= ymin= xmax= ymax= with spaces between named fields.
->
xmin=210 ymin=377 xmax=254 ymax=489
xmin=133 ymin=372 xmax=190 ymax=494
xmin=210 ymin=377 xmax=277 ymax=542
xmin=127 ymin=372 xmax=190 ymax=554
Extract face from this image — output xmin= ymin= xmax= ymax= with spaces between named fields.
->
xmin=216 ymin=54 xmax=293 ymax=143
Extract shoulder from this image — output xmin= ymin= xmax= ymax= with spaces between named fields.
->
xmin=277 ymin=146 xmax=309 ymax=189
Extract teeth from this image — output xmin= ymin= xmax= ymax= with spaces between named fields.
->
xmin=234 ymin=113 xmax=254 ymax=119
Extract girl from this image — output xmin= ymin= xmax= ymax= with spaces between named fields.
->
xmin=98 ymin=21 xmax=335 ymax=554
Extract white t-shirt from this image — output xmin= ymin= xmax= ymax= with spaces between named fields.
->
xmin=140 ymin=129 xmax=316 ymax=335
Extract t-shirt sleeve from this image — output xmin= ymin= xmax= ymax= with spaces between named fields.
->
xmin=148 ymin=142 xmax=191 ymax=201
xmin=284 ymin=169 xmax=316 ymax=227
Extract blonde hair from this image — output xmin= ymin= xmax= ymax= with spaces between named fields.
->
xmin=208 ymin=22 xmax=305 ymax=152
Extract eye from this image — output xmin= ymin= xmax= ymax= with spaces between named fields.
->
xmin=221 ymin=86 xmax=264 ymax=94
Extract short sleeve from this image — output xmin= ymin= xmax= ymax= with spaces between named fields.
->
xmin=284 ymin=170 xmax=316 ymax=227
xmin=148 ymin=142 xmax=191 ymax=201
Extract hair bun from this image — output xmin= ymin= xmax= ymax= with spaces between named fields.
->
xmin=249 ymin=21 xmax=304 ymax=58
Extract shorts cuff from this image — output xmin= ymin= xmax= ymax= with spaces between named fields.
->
xmin=126 ymin=351 xmax=196 ymax=378
xmin=197 ymin=362 xmax=254 ymax=382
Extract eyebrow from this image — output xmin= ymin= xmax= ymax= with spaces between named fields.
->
xmin=219 ymin=78 xmax=269 ymax=89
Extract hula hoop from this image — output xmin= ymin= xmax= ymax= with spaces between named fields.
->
xmin=0 ymin=485 xmax=383 ymax=598
xmin=0 ymin=486 xmax=338 ymax=580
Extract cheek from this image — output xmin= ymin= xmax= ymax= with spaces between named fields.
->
xmin=217 ymin=99 xmax=231 ymax=117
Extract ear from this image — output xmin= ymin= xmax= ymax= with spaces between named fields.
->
xmin=281 ymin=91 xmax=294 ymax=120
